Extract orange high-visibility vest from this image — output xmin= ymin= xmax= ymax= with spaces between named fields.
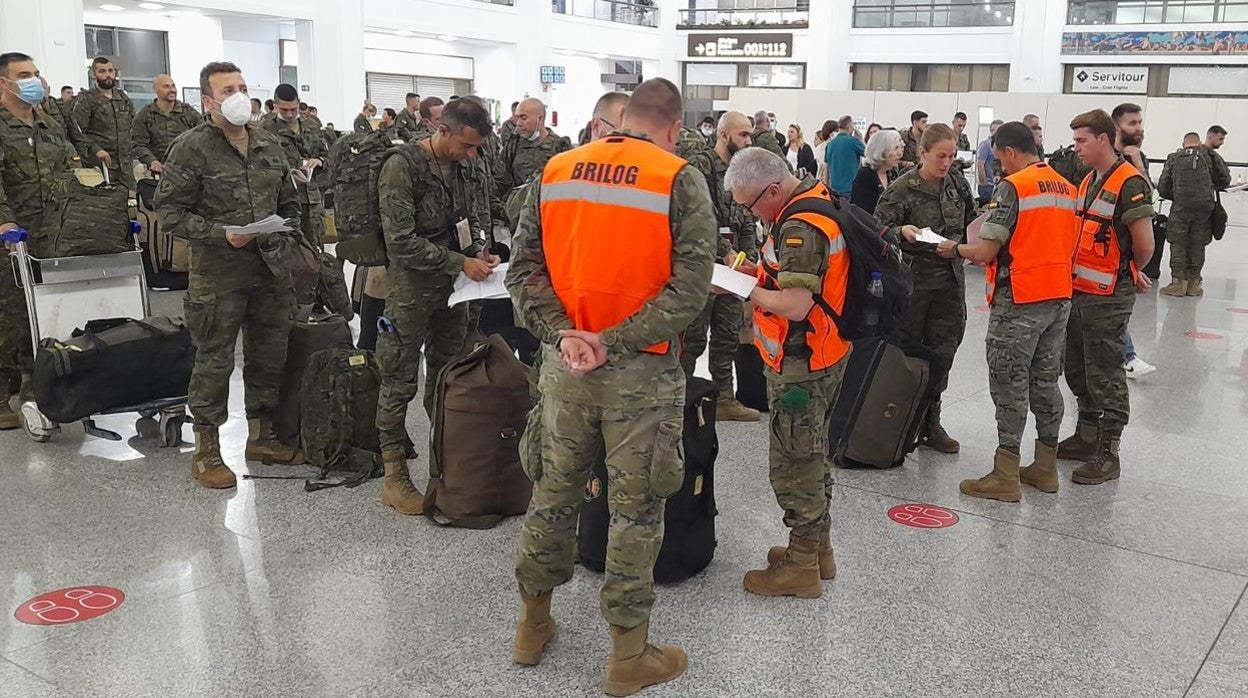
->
xmin=753 ymin=182 xmax=851 ymax=373
xmin=986 ymin=162 xmax=1079 ymax=305
xmin=1073 ymin=160 xmax=1143 ymax=295
xmin=540 ymin=134 xmax=684 ymax=355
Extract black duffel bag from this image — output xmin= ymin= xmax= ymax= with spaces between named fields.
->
xmin=33 ymin=316 xmax=194 ymax=424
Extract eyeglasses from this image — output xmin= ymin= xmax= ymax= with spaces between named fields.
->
xmin=746 ymin=182 xmax=780 ymax=212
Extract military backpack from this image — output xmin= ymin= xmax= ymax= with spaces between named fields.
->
xmin=299 ymin=347 xmax=384 ymax=491
xmin=1160 ymin=147 xmax=1216 ymax=211
xmin=51 ymin=169 xmax=133 ymax=257
xmin=328 ymin=129 xmax=404 ymax=266
xmin=1047 ymin=145 xmax=1091 ymax=187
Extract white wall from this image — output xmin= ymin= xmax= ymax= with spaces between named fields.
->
xmin=219 ymin=16 xmax=294 ymax=101
xmin=82 ymin=8 xmax=226 ymax=103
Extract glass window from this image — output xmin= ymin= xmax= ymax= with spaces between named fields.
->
xmin=949 ymin=64 xmax=971 ymax=92
xmin=852 ymin=1 xmax=1015 ymax=28
xmin=1069 ymin=0 xmax=1243 ymax=24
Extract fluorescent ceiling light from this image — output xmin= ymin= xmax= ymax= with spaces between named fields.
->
xmin=139 ymin=2 xmax=165 ymax=8
xmin=438 ymin=34 xmax=458 ymax=42
xmin=100 ymin=4 xmax=125 ymax=10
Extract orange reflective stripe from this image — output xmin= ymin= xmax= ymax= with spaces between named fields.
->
xmin=987 ymin=163 xmax=1078 ymax=305
xmin=540 ymin=136 xmax=683 ymax=355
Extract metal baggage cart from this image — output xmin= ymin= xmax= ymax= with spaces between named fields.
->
xmin=7 ymin=230 xmax=189 ymax=446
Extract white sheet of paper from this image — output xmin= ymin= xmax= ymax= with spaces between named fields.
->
xmin=915 ymin=227 xmax=946 ymax=245
xmin=966 ymin=210 xmax=990 ymax=244
xmin=712 ymin=264 xmax=758 ymax=300
xmin=956 ymin=150 xmax=975 ymax=162
xmin=224 ymin=214 xmax=292 ymax=237
xmin=448 ymin=262 xmax=510 ymax=307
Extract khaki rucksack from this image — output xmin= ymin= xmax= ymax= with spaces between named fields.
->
xmin=328 ymin=130 xmax=405 ymax=266
xmin=1160 ymin=147 xmax=1216 ymax=211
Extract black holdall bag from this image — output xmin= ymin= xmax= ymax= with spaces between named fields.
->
xmin=33 ymin=316 xmax=194 ymax=424
xmin=578 ymin=377 xmax=719 ymax=584
xmin=828 ymin=336 xmax=933 ymax=470
xmin=273 ymin=311 xmax=354 ymax=447
xmin=1212 ymin=192 xmax=1229 ymax=242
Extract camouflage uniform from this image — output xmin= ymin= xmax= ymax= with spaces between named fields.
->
xmin=1065 ymin=161 xmax=1154 ymax=434
xmin=394 ymin=108 xmax=423 ymax=143
xmin=260 ymin=113 xmax=328 ymax=246
xmin=680 ymin=140 xmax=758 ymax=399
xmin=153 ymin=122 xmax=301 ymax=427
xmin=130 ymin=101 xmax=202 ymax=169
xmin=900 ymin=129 xmax=921 ymax=169
xmin=68 ymin=86 xmax=136 ymax=187
xmin=374 ymin=142 xmax=486 ymax=453
xmin=353 ymin=113 xmax=372 ymax=135
xmin=495 ymin=128 xmax=572 ymax=206
xmin=752 ymin=127 xmax=785 ymax=159
xmin=39 ymin=98 xmax=69 ymax=135
xmin=874 ymin=168 xmax=976 ymax=399
xmin=0 ymin=106 xmax=76 ymax=384
xmin=508 ymin=130 xmax=715 ymax=628
xmin=955 ymin=132 xmax=972 ymax=172
xmin=978 ymin=181 xmax=1070 ymax=450
xmin=1157 ymin=146 xmax=1230 ymax=280
xmin=762 ymin=177 xmax=848 ymax=541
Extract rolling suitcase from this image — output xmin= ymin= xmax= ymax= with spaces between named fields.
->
xmin=274 ymin=312 xmax=354 ymax=447
xmin=134 ymin=178 xmax=189 ymax=291
xmin=577 ymin=377 xmax=719 ymax=584
xmin=828 ymin=337 xmax=931 ymax=470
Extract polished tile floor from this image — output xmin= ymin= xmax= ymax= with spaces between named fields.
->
xmin=5 ymin=199 xmax=1248 ymax=697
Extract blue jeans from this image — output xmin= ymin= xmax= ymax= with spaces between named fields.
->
xmin=1124 ymin=330 xmax=1135 ymax=362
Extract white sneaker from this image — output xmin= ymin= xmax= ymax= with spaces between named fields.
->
xmin=1125 ymin=357 xmax=1156 ymax=379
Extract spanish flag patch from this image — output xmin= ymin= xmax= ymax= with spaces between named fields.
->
xmin=1131 ymin=192 xmax=1146 ymax=202
xmin=784 ymin=238 xmax=804 ymax=248
xmin=987 ymin=201 xmax=1000 ymax=209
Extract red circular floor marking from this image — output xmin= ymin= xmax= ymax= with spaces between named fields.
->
xmin=888 ymin=504 xmax=959 ymax=529
xmin=973 ymin=305 xmax=990 ymax=313
xmin=1228 ymin=308 xmax=1248 ymax=315
xmin=1185 ymin=330 xmax=1224 ymax=340
xmin=15 ymin=586 xmax=124 ymax=625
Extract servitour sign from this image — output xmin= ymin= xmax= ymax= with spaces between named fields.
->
xmin=1071 ymin=65 xmax=1149 ymax=94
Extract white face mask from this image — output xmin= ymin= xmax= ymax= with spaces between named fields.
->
xmin=215 ymin=92 xmax=252 ymax=126
xmin=700 ymin=126 xmax=714 ymax=137
xmin=527 ymin=126 xmax=542 ymax=142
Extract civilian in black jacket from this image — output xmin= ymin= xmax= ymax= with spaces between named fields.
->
xmin=851 ymin=128 xmax=904 ymax=215
xmin=784 ymin=124 xmax=818 ymax=177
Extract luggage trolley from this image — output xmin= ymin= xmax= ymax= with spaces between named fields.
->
xmin=6 ymin=228 xmax=189 ymax=446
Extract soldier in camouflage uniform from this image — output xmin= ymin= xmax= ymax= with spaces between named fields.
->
xmin=353 ymin=102 xmax=375 ymax=135
xmin=69 ymin=57 xmax=135 ymax=187
xmin=507 ymin=79 xmax=712 ymax=695
xmin=261 ymin=84 xmax=328 ymax=247
xmin=952 ymin=111 xmax=972 ymax=172
xmin=679 ymin=111 xmax=762 ymax=422
xmin=937 ymin=122 xmax=1078 ymax=502
xmin=0 ymin=52 xmax=77 ymax=429
xmin=154 ymin=61 xmax=304 ymax=490
xmin=1157 ymin=132 xmax=1230 ymax=297
xmin=723 ymin=148 xmax=849 ymax=599
xmin=495 ymin=98 xmax=572 ymax=207
xmin=899 ymin=110 xmax=927 ymax=172
xmin=374 ymin=99 xmax=497 ymax=516
xmin=1057 ymin=109 xmax=1156 ymax=486
xmin=130 ymin=74 xmax=202 ymax=176
xmin=874 ymin=122 xmax=977 ymax=453
xmin=394 ymin=93 xmax=423 ymax=143
xmin=38 ymin=78 xmax=69 ymax=135
xmin=750 ymin=110 xmax=786 ymax=159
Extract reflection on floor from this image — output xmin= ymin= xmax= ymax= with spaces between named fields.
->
xmin=4 ymin=217 xmax=1248 ymax=697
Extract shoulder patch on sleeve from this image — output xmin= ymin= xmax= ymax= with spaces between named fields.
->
xmin=1131 ymin=192 xmax=1146 ymax=202
xmin=986 ymin=201 xmax=1000 ymax=209
xmin=784 ymin=237 xmax=804 ymax=248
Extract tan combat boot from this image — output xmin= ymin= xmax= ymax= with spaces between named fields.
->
xmin=1019 ymin=440 xmax=1059 ymax=494
xmin=1187 ymin=276 xmax=1204 ymax=297
xmin=921 ymin=402 xmax=960 ymax=453
xmin=744 ymin=535 xmax=822 ymax=598
xmin=1056 ymin=417 xmax=1098 ymax=462
xmin=766 ymin=520 xmax=836 ymax=580
xmin=513 ymin=591 xmax=556 ymax=666
xmin=1072 ymin=430 xmax=1122 ymax=485
xmin=244 ymin=418 xmax=304 ymax=464
xmin=716 ymin=389 xmax=761 ymax=422
xmin=1160 ymin=278 xmax=1188 ymax=297
xmin=191 ymin=425 xmax=236 ymax=489
xmin=603 ymin=622 xmax=688 ymax=697
xmin=380 ymin=449 xmax=424 ymax=515
xmin=959 ymin=448 xmax=1021 ymax=502
xmin=18 ymin=372 xmax=33 ymax=402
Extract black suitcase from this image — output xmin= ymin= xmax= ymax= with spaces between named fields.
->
xmin=577 ymin=377 xmax=719 ymax=584
xmin=135 ymin=178 xmax=188 ymax=291
xmin=828 ymin=337 xmax=932 ymax=470
xmin=1142 ymin=213 xmax=1167 ymax=280
xmin=734 ymin=342 xmax=768 ymax=412
xmin=274 ymin=311 xmax=354 ymax=446
xmin=33 ymin=316 xmax=194 ymax=424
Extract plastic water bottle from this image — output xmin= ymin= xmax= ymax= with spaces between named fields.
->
xmin=864 ymin=272 xmax=884 ymax=328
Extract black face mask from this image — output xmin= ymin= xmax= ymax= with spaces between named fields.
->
xmin=97 ymin=77 xmax=116 ymax=90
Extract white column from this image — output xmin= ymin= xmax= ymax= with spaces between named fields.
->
xmin=1011 ymin=0 xmax=1066 ymax=93
xmin=0 ymin=0 xmax=88 ymax=91
xmin=302 ymin=0 xmax=365 ymax=128
xmin=807 ymin=0 xmax=843 ymax=90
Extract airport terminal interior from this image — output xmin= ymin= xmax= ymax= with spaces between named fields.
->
xmin=4 ymin=0 xmax=1248 ymax=696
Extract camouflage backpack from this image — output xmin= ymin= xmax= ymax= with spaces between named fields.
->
xmin=299 ymin=347 xmax=384 ymax=491
xmin=51 ymin=171 xmax=133 ymax=257
xmin=1159 ymin=147 xmax=1215 ymax=209
xmin=1047 ymin=145 xmax=1091 ymax=187
xmin=328 ymin=129 xmax=405 ymax=266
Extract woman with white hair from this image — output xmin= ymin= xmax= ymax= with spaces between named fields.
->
xmin=850 ymin=128 xmax=903 ymax=215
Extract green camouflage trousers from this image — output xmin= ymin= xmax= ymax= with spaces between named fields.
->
xmin=374 ymin=276 xmax=468 ymax=453
xmin=1065 ymin=286 xmax=1134 ymax=431
xmin=987 ymin=293 xmax=1070 ymax=451
xmin=766 ymin=359 xmax=846 ymax=541
xmin=298 ymin=189 xmax=326 ymax=248
xmin=184 ymin=246 xmax=294 ymax=426
xmin=516 ymin=398 xmax=684 ymax=629
xmin=1167 ymin=208 xmax=1214 ymax=280
xmin=898 ymin=280 xmax=966 ymax=397
xmin=680 ymin=293 xmax=743 ymax=394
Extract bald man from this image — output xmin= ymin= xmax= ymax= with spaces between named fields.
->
xmin=131 ymin=73 xmax=202 ymax=175
xmin=495 ymin=97 xmax=573 ymax=205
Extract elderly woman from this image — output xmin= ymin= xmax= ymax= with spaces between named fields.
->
xmin=850 ymin=128 xmax=903 ymax=215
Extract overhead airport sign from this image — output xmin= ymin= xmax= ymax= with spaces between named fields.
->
xmin=688 ymin=33 xmax=793 ymax=59
xmin=1071 ymin=65 xmax=1149 ymax=94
